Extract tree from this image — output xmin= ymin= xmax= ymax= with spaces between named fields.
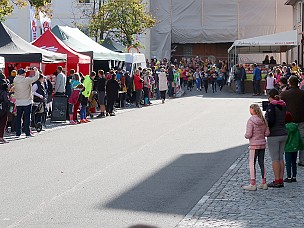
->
xmin=88 ymin=0 xmax=155 ymax=48
xmin=87 ymin=0 xmax=111 ymax=42
xmin=0 ymin=0 xmax=51 ymax=22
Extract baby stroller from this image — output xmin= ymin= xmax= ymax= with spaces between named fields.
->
xmin=31 ymin=100 xmax=47 ymax=132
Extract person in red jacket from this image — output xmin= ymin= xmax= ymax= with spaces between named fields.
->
xmin=134 ymin=70 xmax=143 ymax=108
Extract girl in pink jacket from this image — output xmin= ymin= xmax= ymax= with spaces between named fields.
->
xmin=243 ymin=104 xmax=270 ymax=191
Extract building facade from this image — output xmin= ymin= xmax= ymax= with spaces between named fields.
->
xmin=150 ymin=0 xmax=293 ymax=62
xmin=4 ymin=0 xmax=151 ymax=59
xmin=285 ymin=0 xmax=304 ymax=64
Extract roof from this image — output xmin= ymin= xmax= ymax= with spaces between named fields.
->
xmin=32 ymin=30 xmax=91 ymax=64
xmin=228 ymin=30 xmax=298 ymax=54
xmin=0 ymin=23 xmax=67 ymax=63
xmin=102 ymin=38 xmax=126 ymax=53
xmin=52 ymin=25 xmax=125 ymax=61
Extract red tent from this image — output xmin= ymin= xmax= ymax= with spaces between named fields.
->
xmin=33 ymin=30 xmax=91 ymax=75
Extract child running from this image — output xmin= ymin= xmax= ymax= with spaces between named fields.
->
xmin=243 ymin=104 xmax=270 ymax=191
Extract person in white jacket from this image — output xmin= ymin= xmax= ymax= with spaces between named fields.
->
xmin=158 ymin=67 xmax=168 ymax=103
xmin=14 ymin=67 xmax=39 ymax=137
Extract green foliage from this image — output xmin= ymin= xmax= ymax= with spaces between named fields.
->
xmin=0 ymin=0 xmax=50 ymax=21
xmin=88 ymin=0 xmax=155 ymax=48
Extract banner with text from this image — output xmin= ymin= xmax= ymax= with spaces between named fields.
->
xmin=39 ymin=12 xmax=52 ymax=34
xmin=30 ymin=7 xmax=38 ymax=42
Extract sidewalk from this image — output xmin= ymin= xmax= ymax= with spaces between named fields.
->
xmin=176 ymin=148 xmax=304 ymax=228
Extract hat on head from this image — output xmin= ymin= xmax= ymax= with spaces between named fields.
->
xmin=17 ymin=68 xmax=26 ymax=75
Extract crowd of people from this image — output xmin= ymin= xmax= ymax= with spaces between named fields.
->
xmin=0 ymin=57 xmax=232 ymax=144
xmin=244 ymin=75 xmax=304 ymax=190
xmin=233 ymin=60 xmax=304 ymax=95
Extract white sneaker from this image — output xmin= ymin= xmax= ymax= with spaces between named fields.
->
xmin=242 ymin=184 xmax=257 ymax=191
xmin=259 ymin=183 xmax=268 ymax=190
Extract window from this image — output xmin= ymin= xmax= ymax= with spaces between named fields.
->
xmin=79 ymin=0 xmax=90 ymax=3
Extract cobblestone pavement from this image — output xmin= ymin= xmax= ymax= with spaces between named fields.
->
xmin=177 ymin=149 xmax=304 ymax=228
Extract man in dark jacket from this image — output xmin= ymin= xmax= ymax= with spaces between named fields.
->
xmin=96 ymin=70 xmax=106 ymax=118
xmin=167 ymin=65 xmax=174 ymax=97
xmin=106 ymin=74 xmax=120 ymax=116
xmin=234 ymin=65 xmax=242 ymax=94
xmin=280 ymin=76 xmax=304 ymax=166
xmin=240 ymin=64 xmax=247 ymax=94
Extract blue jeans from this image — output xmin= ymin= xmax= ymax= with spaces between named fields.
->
xmin=285 ymin=152 xmax=298 ymax=178
xmin=16 ymin=104 xmax=32 ymax=136
xmin=196 ymin=78 xmax=201 ymax=90
xmin=235 ymin=80 xmax=241 ymax=93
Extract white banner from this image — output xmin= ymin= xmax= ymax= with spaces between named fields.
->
xmin=30 ymin=7 xmax=38 ymax=41
xmin=39 ymin=12 xmax=52 ymax=34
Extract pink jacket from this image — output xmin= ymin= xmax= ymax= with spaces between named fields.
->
xmin=245 ymin=115 xmax=270 ymax=149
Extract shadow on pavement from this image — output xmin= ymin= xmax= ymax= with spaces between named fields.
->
xmin=99 ymin=144 xmax=248 ymax=215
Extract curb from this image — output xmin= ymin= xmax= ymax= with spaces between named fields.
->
xmin=176 ymin=151 xmax=248 ymax=227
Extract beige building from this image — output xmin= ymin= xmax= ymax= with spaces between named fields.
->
xmin=285 ymin=0 xmax=304 ymax=64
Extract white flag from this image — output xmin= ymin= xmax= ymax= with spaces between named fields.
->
xmin=30 ymin=7 xmax=38 ymax=41
xmin=39 ymin=12 xmax=52 ymax=34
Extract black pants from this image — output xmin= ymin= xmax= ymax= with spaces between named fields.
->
xmin=253 ymin=149 xmax=266 ymax=179
xmin=217 ymin=80 xmax=224 ymax=91
xmin=160 ymin=90 xmax=166 ymax=100
xmin=285 ymin=152 xmax=298 ymax=178
xmin=254 ymin=80 xmax=261 ymax=95
xmin=0 ymin=112 xmax=8 ymax=138
xmin=143 ymin=87 xmax=150 ymax=104
xmin=106 ymin=97 xmax=116 ymax=113
xmin=211 ymin=81 xmax=216 ymax=92
xmin=240 ymin=80 xmax=245 ymax=94
xmin=135 ymin=90 xmax=142 ymax=106
xmin=203 ymin=81 xmax=208 ymax=93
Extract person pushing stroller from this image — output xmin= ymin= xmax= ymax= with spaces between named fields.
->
xmin=32 ymin=73 xmax=47 ymax=132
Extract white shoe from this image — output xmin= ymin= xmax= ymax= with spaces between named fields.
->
xmin=259 ymin=183 xmax=268 ymax=190
xmin=242 ymin=184 xmax=257 ymax=191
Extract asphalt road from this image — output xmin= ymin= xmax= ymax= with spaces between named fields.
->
xmin=0 ymin=88 xmax=264 ymax=228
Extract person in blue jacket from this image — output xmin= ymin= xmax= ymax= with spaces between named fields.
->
xmin=253 ymin=63 xmax=262 ymax=96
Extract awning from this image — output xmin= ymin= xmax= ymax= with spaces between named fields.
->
xmin=32 ymin=30 xmax=91 ymax=64
xmin=52 ymin=25 xmax=125 ymax=61
xmin=0 ymin=23 xmax=67 ymax=63
xmin=228 ymin=30 xmax=298 ymax=54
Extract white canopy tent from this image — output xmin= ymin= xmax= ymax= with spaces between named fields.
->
xmin=228 ymin=30 xmax=298 ymax=66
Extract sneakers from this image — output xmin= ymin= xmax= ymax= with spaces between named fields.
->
xmin=70 ymin=120 xmax=77 ymax=125
xmin=109 ymin=112 xmax=116 ymax=116
xmin=292 ymin=177 xmax=297 ymax=182
xmin=161 ymin=99 xmax=165 ymax=104
xmin=0 ymin=138 xmax=9 ymax=144
xmin=80 ymin=119 xmax=87 ymax=123
xmin=258 ymin=183 xmax=268 ymax=190
xmin=267 ymin=181 xmax=284 ymax=188
xmin=242 ymin=184 xmax=257 ymax=191
xmin=284 ymin=178 xmax=292 ymax=183
xmin=96 ymin=114 xmax=105 ymax=118
xmin=25 ymin=134 xmax=35 ymax=138
xmin=85 ymin=119 xmax=91 ymax=122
